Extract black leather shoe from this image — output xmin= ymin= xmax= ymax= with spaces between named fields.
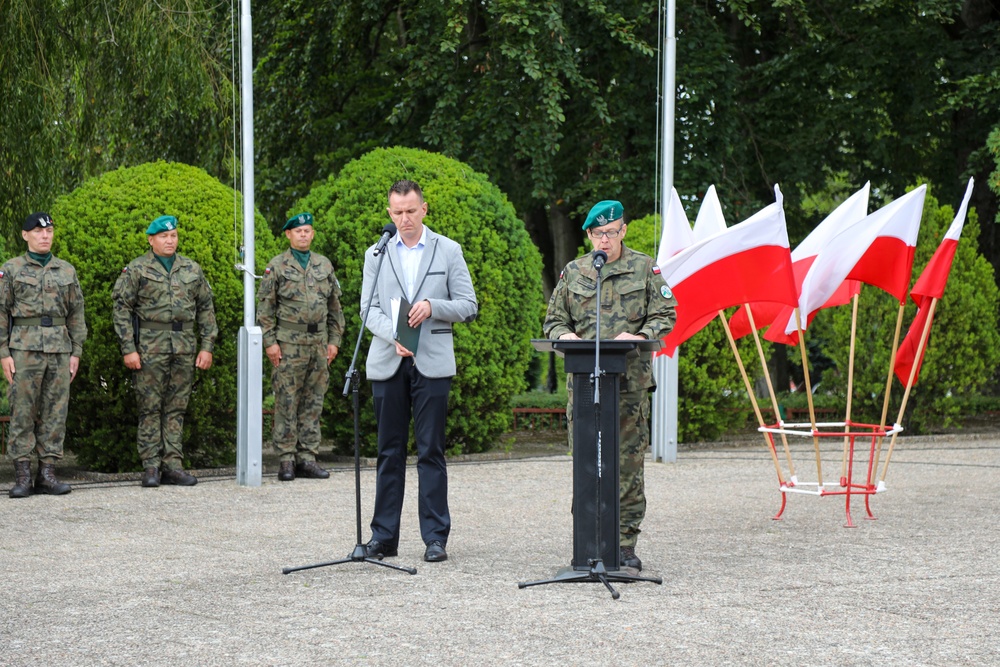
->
xmin=277 ymin=461 xmax=295 ymax=482
xmin=620 ymin=546 xmax=642 ymax=571
xmin=141 ymin=467 xmax=160 ymax=488
xmin=160 ymin=468 xmax=197 ymax=486
xmin=424 ymin=541 xmax=448 ymax=562
xmin=364 ymin=539 xmax=398 ymax=559
xmin=295 ymin=460 xmax=330 ymax=479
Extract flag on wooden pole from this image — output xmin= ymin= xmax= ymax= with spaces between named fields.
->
xmin=728 ymin=183 xmax=870 ymax=342
xmin=893 ymin=178 xmax=974 ymax=385
xmin=658 ymin=185 xmax=796 ymax=356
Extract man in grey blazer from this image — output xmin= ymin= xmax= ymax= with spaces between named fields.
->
xmin=360 ymin=179 xmax=478 ymax=563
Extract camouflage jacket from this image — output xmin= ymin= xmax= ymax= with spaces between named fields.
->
xmin=0 ymin=253 xmax=87 ymax=357
xmin=256 ymin=249 xmax=345 ymax=348
xmin=543 ymin=245 xmax=677 ymax=392
xmin=112 ymin=251 xmax=218 ymax=356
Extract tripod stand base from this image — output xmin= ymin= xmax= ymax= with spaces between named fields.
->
xmin=282 ymin=544 xmax=418 ymax=575
xmin=518 ymin=560 xmax=662 ymax=600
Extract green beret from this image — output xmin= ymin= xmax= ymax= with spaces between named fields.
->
xmin=582 ymin=200 xmax=624 ymax=231
xmin=146 ymin=215 xmax=177 ymax=235
xmin=283 ymin=212 xmax=314 ymax=231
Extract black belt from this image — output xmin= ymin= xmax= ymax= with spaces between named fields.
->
xmin=139 ymin=320 xmax=194 ymax=332
xmin=278 ymin=319 xmax=324 ymax=334
xmin=12 ymin=316 xmax=66 ymax=327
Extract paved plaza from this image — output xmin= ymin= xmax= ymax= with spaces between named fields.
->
xmin=2 ymin=434 xmax=999 ymax=666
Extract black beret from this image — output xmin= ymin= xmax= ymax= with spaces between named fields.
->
xmin=23 ymin=212 xmax=54 ymax=231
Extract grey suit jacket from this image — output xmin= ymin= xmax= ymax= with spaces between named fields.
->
xmin=361 ymin=227 xmax=478 ymax=381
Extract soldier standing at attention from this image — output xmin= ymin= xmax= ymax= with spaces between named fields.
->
xmin=112 ymin=215 xmax=218 ymax=488
xmin=543 ymin=200 xmax=677 ymax=571
xmin=257 ymin=212 xmax=345 ymax=482
xmin=1 ymin=212 xmax=87 ymax=498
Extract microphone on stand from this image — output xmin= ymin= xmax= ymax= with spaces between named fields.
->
xmin=592 ymin=250 xmax=608 ymax=271
xmin=372 ymin=223 xmax=397 ymax=256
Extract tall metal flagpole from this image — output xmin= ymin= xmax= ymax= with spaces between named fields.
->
xmin=651 ymin=0 xmax=678 ymax=463
xmin=236 ymin=0 xmax=264 ymax=486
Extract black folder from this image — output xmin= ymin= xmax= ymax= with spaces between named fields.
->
xmin=394 ymin=298 xmax=420 ymax=354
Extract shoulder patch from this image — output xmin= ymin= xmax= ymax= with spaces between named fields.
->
xmin=660 ymin=285 xmax=673 ymax=299
xmin=264 ymin=267 xmax=272 ymax=275
xmin=0 ymin=271 xmax=5 ymax=279
xmin=121 ymin=266 xmax=128 ymax=273
xmin=559 ymin=270 xmax=565 ymax=280
xmin=652 ymin=265 xmax=661 ymax=275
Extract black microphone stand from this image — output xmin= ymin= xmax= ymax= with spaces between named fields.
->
xmin=282 ymin=234 xmax=417 ymax=576
xmin=519 ymin=250 xmax=661 ymax=598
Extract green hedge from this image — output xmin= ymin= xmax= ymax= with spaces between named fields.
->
xmin=295 ymin=147 xmax=545 ymax=456
xmin=47 ymin=161 xmax=281 ymax=472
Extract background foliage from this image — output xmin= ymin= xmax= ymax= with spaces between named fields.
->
xmin=294 ymin=146 xmax=544 ymax=456
xmin=47 ymin=162 xmax=280 ymax=472
xmin=1 ymin=0 xmax=235 ymax=238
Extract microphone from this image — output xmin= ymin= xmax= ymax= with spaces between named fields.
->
xmin=592 ymin=250 xmax=608 ymax=270
xmin=372 ymin=223 xmax=397 ymax=256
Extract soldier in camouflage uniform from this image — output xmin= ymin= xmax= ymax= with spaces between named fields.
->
xmin=112 ymin=215 xmax=218 ymax=488
xmin=543 ymin=200 xmax=677 ymax=571
xmin=257 ymin=212 xmax=345 ymax=482
xmin=1 ymin=212 xmax=87 ymax=498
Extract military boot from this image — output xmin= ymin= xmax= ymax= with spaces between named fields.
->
xmin=9 ymin=460 xmax=32 ymax=498
xmin=34 ymin=463 xmax=72 ymax=495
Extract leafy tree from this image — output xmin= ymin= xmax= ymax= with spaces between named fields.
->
xmin=1 ymin=0 xmax=234 ymax=240
xmin=48 ymin=161 xmax=280 ymax=472
xmin=252 ymin=1 xmax=1000 ymax=299
xmin=293 ymin=146 xmax=544 ymax=456
xmin=819 ymin=185 xmax=1000 ymax=432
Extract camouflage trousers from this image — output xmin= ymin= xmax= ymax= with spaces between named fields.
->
xmin=271 ymin=342 xmax=329 ymax=462
xmin=6 ymin=350 xmax=71 ymax=463
xmin=134 ymin=353 xmax=194 ymax=471
xmin=567 ymin=387 xmax=650 ymax=548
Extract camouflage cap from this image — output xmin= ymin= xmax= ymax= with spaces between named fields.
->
xmin=583 ymin=200 xmax=624 ymax=231
xmin=283 ymin=212 xmax=314 ymax=231
xmin=146 ymin=215 xmax=178 ymax=235
xmin=23 ymin=212 xmax=54 ymax=231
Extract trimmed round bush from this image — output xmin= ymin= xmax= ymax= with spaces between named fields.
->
xmin=50 ymin=161 xmax=282 ymax=472
xmin=295 ymin=146 xmax=545 ymax=456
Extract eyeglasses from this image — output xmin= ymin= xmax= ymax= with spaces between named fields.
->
xmin=588 ymin=223 xmax=625 ymax=239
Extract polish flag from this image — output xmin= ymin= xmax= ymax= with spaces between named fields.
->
xmin=728 ymin=183 xmax=870 ymax=342
xmin=774 ymin=184 xmax=927 ymax=341
xmin=658 ymin=185 xmax=797 ymax=357
xmin=655 ymin=187 xmax=693 ymax=267
xmin=894 ymin=178 xmax=974 ymax=385
xmin=693 ymin=185 xmax=727 ymax=242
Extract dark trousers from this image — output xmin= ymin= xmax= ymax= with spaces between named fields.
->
xmin=369 ymin=358 xmax=452 ymax=547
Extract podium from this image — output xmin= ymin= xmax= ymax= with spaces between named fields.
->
xmin=519 ymin=338 xmax=663 ymax=598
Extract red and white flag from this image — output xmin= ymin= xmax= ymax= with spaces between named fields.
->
xmin=774 ymin=184 xmax=927 ymax=341
xmin=693 ymin=185 xmax=727 ymax=242
xmin=658 ymin=185 xmax=797 ymax=357
xmin=656 ymin=187 xmax=693 ymax=267
xmin=894 ymin=178 xmax=974 ymax=385
xmin=728 ymin=183 xmax=870 ymax=342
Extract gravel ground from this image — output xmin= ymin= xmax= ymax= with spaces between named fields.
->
xmin=2 ymin=434 xmax=999 ymax=666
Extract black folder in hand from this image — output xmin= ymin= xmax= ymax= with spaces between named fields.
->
xmin=395 ymin=298 xmax=420 ymax=354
